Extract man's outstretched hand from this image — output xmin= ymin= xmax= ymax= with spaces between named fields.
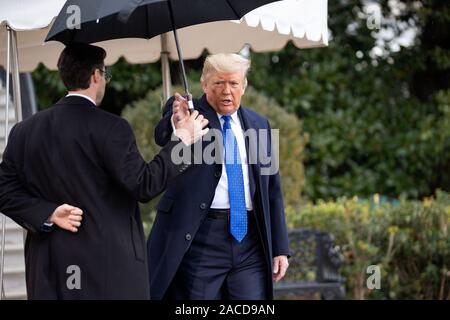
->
xmin=49 ymin=204 xmax=83 ymax=233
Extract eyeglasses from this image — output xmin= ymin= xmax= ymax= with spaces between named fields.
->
xmin=98 ymin=67 xmax=112 ymax=83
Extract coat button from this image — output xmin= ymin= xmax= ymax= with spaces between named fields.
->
xmin=200 ymin=203 xmax=206 ymax=210
xmin=185 ymin=233 xmax=192 ymax=241
xmin=214 ymin=171 xmax=221 ymax=178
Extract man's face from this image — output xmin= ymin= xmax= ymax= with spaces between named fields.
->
xmin=202 ymin=71 xmax=246 ymax=115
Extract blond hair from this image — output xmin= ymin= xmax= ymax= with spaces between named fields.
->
xmin=200 ymin=53 xmax=251 ymax=88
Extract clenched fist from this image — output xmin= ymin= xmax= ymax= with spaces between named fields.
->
xmin=172 ymin=93 xmax=209 ymax=146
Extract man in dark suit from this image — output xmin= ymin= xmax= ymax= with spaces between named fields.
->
xmin=147 ymin=53 xmax=290 ymax=300
xmin=0 ymin=43 xmax=208 ymax=299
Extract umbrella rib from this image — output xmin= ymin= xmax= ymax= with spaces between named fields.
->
xmin=225 ymin=0 xmax=240 ymax=19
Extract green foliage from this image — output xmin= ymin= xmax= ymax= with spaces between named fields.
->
xmin=287 ymin=190 xmax=450 ymax=299
xmin=248 ymin=0 xmax=450 ymax=200
xmin=103 ymin=57 xmax=162 ymax=115
xmin=32 ymin=57 xmax=162 ymax=114
xmin=122 ymin=83 xmax=306 ymax=234
xmin=31 ymin=64 xmax=66 ymax=108
xmin=241 ymin=87 xmax=307 ymax=208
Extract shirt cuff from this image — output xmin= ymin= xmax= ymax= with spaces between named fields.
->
xmin=41 ymin=221 xmax=55 ymax=233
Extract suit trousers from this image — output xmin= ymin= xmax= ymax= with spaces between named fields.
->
xmin=167 ymin=212 xmax=268 ymax=300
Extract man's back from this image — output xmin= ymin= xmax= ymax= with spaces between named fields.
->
xmin=3 ymin=96 xmax=151 ymax=299
xmin=16 ymin=96 xmax=122 ymax=209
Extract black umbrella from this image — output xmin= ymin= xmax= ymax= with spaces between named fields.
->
xmin=45 ymin=0 xmax=282 ymax=110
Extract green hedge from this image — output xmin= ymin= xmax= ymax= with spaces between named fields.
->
xmin=287 ymin=190 xmax=450 ymax=299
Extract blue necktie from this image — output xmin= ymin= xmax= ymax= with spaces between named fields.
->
xmin=222 ymin=115 xmax=247 ymax=242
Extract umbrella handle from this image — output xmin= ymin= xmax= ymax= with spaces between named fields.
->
xmin=184 ymin=94 xmax=195 ymax=113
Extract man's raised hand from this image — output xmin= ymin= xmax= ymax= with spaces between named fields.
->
xmin=173 ymin=94 xmax=209 ymax=146
xmin=172 ymin=93 xmax=190 ymax=127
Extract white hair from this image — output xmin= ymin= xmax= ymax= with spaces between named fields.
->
xmin=200 ymin=53 xmax=251 ymax=88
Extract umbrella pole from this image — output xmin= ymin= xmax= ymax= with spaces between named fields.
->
xmin=167 ymin=0 xmax=194 ymax=111
xmin=160 ymin=33 xmax=172 ymax=102
xmin=10 ymin=29 xmax=26 ymax=257
xmin=0 ymin=27 xmax=23 ymax=300
xmin=0 ymin=26 xmax=12 ymax=301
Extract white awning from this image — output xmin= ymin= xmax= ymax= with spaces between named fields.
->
xmin=0 ymin=0 xmax=328 ymax=71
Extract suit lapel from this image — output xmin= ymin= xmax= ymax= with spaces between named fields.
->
xmin=197 ymin=95 xmax=223 ymax=162
xmin=238 ymin=107 xmax=261 ymax=199
xmin=198 ymin=95 xmax=221 ymax=131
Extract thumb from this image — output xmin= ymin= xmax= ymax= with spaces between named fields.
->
xmin=58 ymin=204 xmax=71 ymax=212
xmin=62 ymin=204 xmax=76 ymax=211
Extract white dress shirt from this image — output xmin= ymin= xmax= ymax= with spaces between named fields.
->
xmin=210 ymin=111 xmax=253 ymax=210
xmin=66 ymin=93 xmax=96 ymax=106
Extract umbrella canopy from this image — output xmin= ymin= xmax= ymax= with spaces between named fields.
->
xmin=46 ymin=0 xmax=281 ymax=44
xmin=0 ymin=0 xmax=328 ymax=71
xmin=45 ymin=0 xmax=284 ymax=104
